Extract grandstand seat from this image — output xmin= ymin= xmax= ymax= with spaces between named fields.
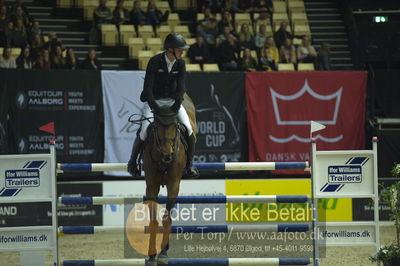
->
xmin=157 ymin=1 xmax=171 ymax=13
xmin=106 ymin=0 xmax=116 ymax=9
xmin=272 ymin=1 xmax=287 ymax=13
xmin=138 ymin=25 xmax=154 ymax=40
xmin=146 ymin=38 xmax=163 ymax=53
xmin=58 ymin=0 xmax=72 ymax=8
xmin=234 ymin=13 xmax=251 ymax=26
xmin=292 ymin=37 xmax=302 ymax=46
xmin=157 ymin=25 xmax=172 ymax=41
xmin=174 ymin=0 xmax=190 ymax=10
xmin=203 ymin=64 xmax=219 ymax=72
xmin=186 ymin=38 xmax=196 ymax=46
xmin=287 ymin=1 xmax=305 ymax=10
xmin=289 ymin=5 xmax=306 ymax=14
xmin=294 ymin=24 xmax=311 ymax=36
xmin=186 ymin=64 xmax=202 ymax=71
xmin=120 ymin=25 xmax=135 ymax=46
xmin=298 ymin=63 xmax=315 ymax=71
xmin=128 ymin=38 xmax=145 ymax=58
xmin=83 ymin=0 xmax=97 ymax=21
xmin=168 ymin=13 xmax=181 ymax=27
xmin=278 ymin=63 xmax=295 ymax=71
xmin=101 ymin=24 xmax=118 ymax=46
xmin=173 ymin=25 xmax=190 ymax=39
xmin=11 ymin=48 xmax=21 ymax=58
xmin=290 ymin=12 xmax=308 ymax=22
xmin=123 ymin=0 xmax=133 ymax=9
xmin=138 ymin=50 xmax=154 ymax=70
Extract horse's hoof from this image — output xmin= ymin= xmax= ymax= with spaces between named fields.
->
xmin=157 ymin=251 xmax=169 ymax=264
xmin=145 ymin=258 xmax=158 ymax=266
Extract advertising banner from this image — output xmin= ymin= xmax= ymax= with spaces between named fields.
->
xmin=101 ymin=71 xmax=145 ymax=176
xmin=7 ymin=70 xmax=102 ymax=163
xmin=57 ymin=183 xmax=102 ymax=226
xmin=186 ymin=72 xmax=246 ymax=162
xmin=246 ymin=72 xmax=367 ymax=168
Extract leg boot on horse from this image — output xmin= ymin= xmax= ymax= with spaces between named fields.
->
xmin=184 ymin=134 xmax=200 ymax=178
xmin=127 ymin=136 xmax=144 ymax=177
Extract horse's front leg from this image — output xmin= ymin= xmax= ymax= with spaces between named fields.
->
xmin=146 ymin=183 xmax=160 ymax=265
xmin=158 ymin=175 xmax=181 ymax=263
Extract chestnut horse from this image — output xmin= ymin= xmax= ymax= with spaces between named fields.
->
xmin=143 ymin=94 xmax=196 ymax=265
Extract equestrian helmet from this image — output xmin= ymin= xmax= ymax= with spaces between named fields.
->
xmin=164 ymin=33 xmax=189 ymax=50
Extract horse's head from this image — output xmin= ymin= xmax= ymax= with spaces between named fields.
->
xmin=152 ymin=99 xmax=180 ymax=166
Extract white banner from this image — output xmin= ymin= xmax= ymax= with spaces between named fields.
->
xmin=101 ymin=71 xmax=146 ymax=176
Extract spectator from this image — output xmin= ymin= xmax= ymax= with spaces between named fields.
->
xmin=44 ymin=32 xmax=64 ymax=54
xmin=113 ymin=0 xmax=130 ymax=27
xmin=51 ymin=45 xmax=66 ymax=69
xmin=297 ymin=36 xmax=317 ymax=63
xmin=264 ymin=36 xmax=279 ymax=62
xmin=93 ymin=0 xmax=113 ymax=28
xmin=11 ymin=18 xmax=28 ymax=47
xmin=254 ymin=24 xmax=268 ymax=52
xmin=259 ymin=46 xmax=277 ymax=71
xmin=130 ymin=0 xmax=146 ymax=31
xmin=238 ymin=23 xmax=253 ymax=49
xmin=3 ymin=21 xmax=13 ymax=47
xmin=197 ymin=7 xmax=218 ymax=45
xmin=9 ymin=0 xmax=29 ymax=18
xmin=29 ymin=21 xmax=44 ymax=44
xmin=217 ymin=10 xmax=234 ymax=35
xmin=0 ymin=6 xmax=9 ymax=46
xmin=253 ymin=0 xmax=273 ymax=14
xmin=80 ymin=49 xmax=102 ymax=70
xmin=146 ymin=1 xmax=165 ymax=27
xmin=65 ymin=48 xmax=79 ymax=70
xmin=0 ymin=47 xmax=16 ymax=68
xmin=316 ymin=42 xmax=331 ymax=70
xmin=31 ymin=33 xmax=44 ymax=59
xmin=35 ymin=49 xmax=51 ymax=69
xmin=279 ymin=38 xmax=296 ymax=64
xmin=0 ymin=5 xmax=8 ymax=31
xmin=219 ymin=35 xmax=238 ymax=70
xmin=198 ymin=0 xmax=225 ymax=14
xmin=10 ymin=6 xmax=29 ymax=27
xmin=254 ymin=11 xmax=271 ymax=29
xmin=229 ymin=0 xmax=253 ymax=13
xmin=16 ymin=45 xmax=33 ymax=69
xmin=274 ymin=21 xmax=293 ymax=49
xmin=216 ymin=25 xmax=238 ymax=46
xmin=188 ymin=35 xmax=210 ymax=66
xmin=238 ymin=48 xmax=257 ymax=71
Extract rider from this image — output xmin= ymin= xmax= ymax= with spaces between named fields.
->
xmin=127 ymin=33 xmax=200 ymax=178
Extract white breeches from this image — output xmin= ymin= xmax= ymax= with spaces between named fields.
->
xmin=139 ymin=100 xmax=193 ymax=141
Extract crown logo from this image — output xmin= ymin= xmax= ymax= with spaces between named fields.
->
xmin=270 ymin=80 xmax=342 ymax=125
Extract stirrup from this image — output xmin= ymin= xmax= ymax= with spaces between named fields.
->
xmin=184 ymin=165 xmax=200 ymax=178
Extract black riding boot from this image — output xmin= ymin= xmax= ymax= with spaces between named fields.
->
xmin=184 ymin=134 xmax=200 ymax=178
xmin=127 ymin=137 xmax=143 ymax=177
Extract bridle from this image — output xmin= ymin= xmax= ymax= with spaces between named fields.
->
xmin=149 ymin=118 xmax=181 ymax=174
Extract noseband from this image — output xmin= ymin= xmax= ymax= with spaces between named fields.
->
xmin=150 ymin=120 xmax=181 ymax=174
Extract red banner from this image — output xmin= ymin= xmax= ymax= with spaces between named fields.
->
xmin=246 ymin=72 xmax=367 ymax=165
